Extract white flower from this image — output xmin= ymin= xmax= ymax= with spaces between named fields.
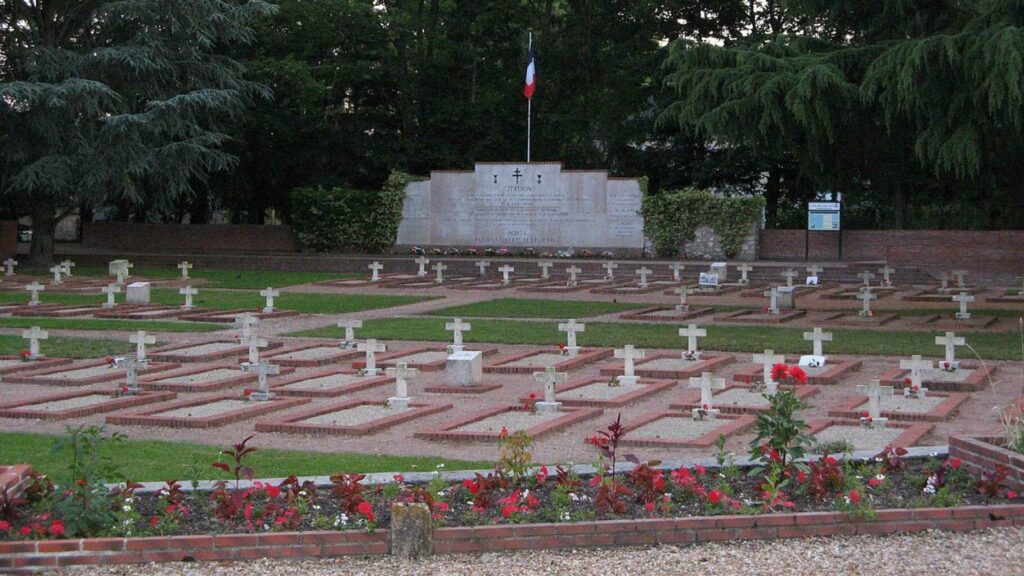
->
xmin=121 ymin=505 xmax=132 ymax=513
xmin=875 ymin=474 xmax=885 ymax=481
xmin=436 ymin=464 xmax=445 ymax=469
xmin=561 ymin=512 xmax=571 ymax=521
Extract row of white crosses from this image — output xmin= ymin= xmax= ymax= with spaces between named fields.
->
xmin=3 ymin=257 xmax=17 ymax=276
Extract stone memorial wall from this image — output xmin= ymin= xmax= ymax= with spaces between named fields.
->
xmin=396 ymin=162 xmax=644 ymax=251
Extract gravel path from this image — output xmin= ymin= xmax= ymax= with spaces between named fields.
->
xmin=50 ymin=528 xmax=1024 ymax=576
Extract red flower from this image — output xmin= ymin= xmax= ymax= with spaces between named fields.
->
xmin=525 ymin=494 xmax=539 ymax=509
xmin=903 ymin=378 xmax=912 ymax=386
xmin=149 ymin=516 xmax=159 ymax=528
xmin=768 ymin=449 xmax=781 ymax=462
xmin=824 ymin=456 xmax=837 ymax=466
xmin=528 ymin=392 xmax=537 ymax=399
xmin=535 ymin=466 xmax=549 ymax=485
xmin=868 ymin=478 xmax=883 ymax=488
xmin=788 ymin=366 xmax=808 ymax=385
xmin=708 ymin=490 xmax=723 ymax=504
xmin=770 ymin=363 xmax=789 ymax=382
xmin=462 ymin=479 xmax=480 ymax=494
xmin=435 ymin=502 xmax=450 ymax=513
xmin=243 ymin=388 xmax=253 ymax=397
xmin=588 ymin=476 xmax=602 ymax=487
xmin=48 ymin=520 xmax=65 ymax=537
xmin=0 ymin=520 xmax=9 ymax=531
xmin=948 ymin=457 xmax=961 ymax=470
xmin=694 ymin=465 xmax=706 ymax=476
xmin=498 ymin=426 xmax=509 ymax=441
xmin=702 ymin=403 xmax=709 ymax=411
xmin=644 ymin=501 xmax=655 ymax=512
xmin=587 ymin=435 xmax=608 ymax=448
xmin=847 ymin=490 xmax=861 ymax=504
xmin=393 ymin=474 xmax=405 ymax=484
xmin=356 ymin=500 xmax=375 ymax=522
xmin=860 ymin=411 xmax=870 ymax=418
xmin=1008 ymin=490 xmax=1018 ymax=500
xmin=20 ymin=526 xmax=32 ymax=536
xmin=265 ymin=485 xmax=281 ymax=498
xmin=20 ymin=351 xmax=29 ymax=358
xmin=796 ymin=470 xmax=806 ymax=483
xmin=501 ymin=503 xmax=518 ymax=518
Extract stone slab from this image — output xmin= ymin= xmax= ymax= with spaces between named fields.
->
xmin=0 ymin=390 xmax=176 ymax=420
xmin=106 ymin=395 xmax=310 ymax=429
xmin=618 ymin=411 xmax=756 ymax=448
xmin=255 ymin=400 xmax=451 ymax=436
xmin=415 ymin=405 xmax=602 ymax=442
xmin=268 ymin=370 xmax=395 ymax=398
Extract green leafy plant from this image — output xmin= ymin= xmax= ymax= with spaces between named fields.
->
xmin=49 ymin=426 xmax=127 ymax=537
xmin=749 ymin=365 xmax=812 ymax=469
xmin=641 ymin=188 xmax=764 ymax=258
xmin=496 ymin=429 xmax=533 ymax=485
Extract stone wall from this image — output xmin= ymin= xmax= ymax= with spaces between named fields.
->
xmin=0 ymin=220 xmax=16 ymax=258
xmin=80 ymin=222 xmax=298 ymax=254
xmin=681 ymin=223 xmax=759 ymax=261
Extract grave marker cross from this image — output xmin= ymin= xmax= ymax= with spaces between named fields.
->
xmin=60 ymin=260 xmax=75 ymax=277
xmin=25 ymin=282 xmax=45 ymax=306
xmin=952 ymin=269 xmax=968 ymax=288
xmin=900 ymin=355 xmax=933 ymax=389
xmin=858 ymin=287 xmax=877 ymax=315
xmin=736 ymin=264 xmax=753 ymax=285
xmin=678 ymin=324 xmax=707 ymax=354
xmin=178 ymin=261 xmax=193 ymax=280
xmin=101 ymin=284 xmax=120 ymax=308
xmin=565 ymin=266 xmax=582 ymax=284
xmin=498 ymin=265 xmax=515 ymax=285
xmin=952 ymin=292 xmax=975 ymax=319
xmin=260 ymin=287 xmax=279 ymax=313
xmin=445 ymin=318 xmax=471 ymax=350
xmin=602 ymin=261 xmax=618 ymax=279
xmin=858 ymin=270 xmax=875 ymax=287
xmin=358 ymin=338 xmax=387 ymax=375
xmin=532 ymin=366 xmax=568 ymax=414
xmin=878 ymin=265 xmax=895 ymax=285
xmin=635 ymin=267 xmax=653 ymax=288
xmin=763 ymin=286 xmax=780 ymax=314
xmin=115 ymin=353 xmax=148 ymax=394
xmin=674 ymin=285 xmax=695 ymax=310
xmin=432 ymin=263 xmax=448 ymax=284
xmin=3 ymin=257 xmax=17 ymax=276
xmin=242 ymin=360 xmax=280 ymax=401
xmin=129 ymin=330 xmax=156 ymax=361
xmin=179 ymin=286 xmax=198 ymax=309
xmin=781 ymin=269 xmax=798 ymax=287
xmin=558 ymin=319 xmax=585 ymax=350
xmin=415 ymin=256 xmax=430 ymax=277
xmin=689 ymin=371 xmax=727 ymax=412
xmin=368 ymin=262 xmax=384 ymax=282
xmin=244 ymin=330 xmax=269 ymax=364
xmin=538 ymin=261 xmax=553 ymax=279
xmin=935 ymin=332 xmax=965 ymax=364
xmin=385 ymin=362 xmax=419 ymax=409
xmin=753 ymin=350 xmax=786 ymax=393
xmin=336 ymin=319 xmax=363 ymax=343
xmin=234 ymin=314 xmax=258 ymax=340
xmin=938 ymin=272 xmax=950 ymax=292
xmin=614 ymin=345 xmax=646 ymax=380
xmin=669 ymin=262 xmax=686 ymax=281
xmin=475 ymin=260 xmax=491 ymax=276
xmin=856 ymin=379 xmax=894 ymax=421
xmin=803 ymin=327 xmax=833 ymax=357
xmin=49 ymin=265 xmax=63 ymax=285
xmin=22 ymin=326 xmax=48 ymax=359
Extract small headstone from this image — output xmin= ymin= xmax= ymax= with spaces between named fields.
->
xmin=385 ymin=363 xmax=419 ymax=409
xmin=49 ymin=265 xmax=63 ymax=285
xmin=736 ymin=264 xmax=753 ymax=285
xmin=537 ymin=260 xmax=553 ymax=279
xmin=952 ymin=269 xmax=968 ymax=289
xmin=614 ymin=345 xmax=645 ymax=385
xmin=101 ymin=284 xmax=120 ymax=309
xmin=635 ymin=267 xmax=652 ymax=288
xmin=22 ymin=326 xmax=48 ymax=359
xmin=234 ymin=313 xmax=258 ymax=340
xmin=900 ymin=355 xmax=932 ymax=398
xmin=857 ymin=287 xmax=877 ymax=317
xmin=709 ymin=262 xmax=728 ymax=282
xmin=753 ymin=350 xmax=786 ymax=394
xmin=432 ymin=263 xmax=447 ymax=284
xmin=669 ymin=262 xmax=686 ymax=282
xmin=337 ymin=319 xmax=363 ymax=347
xmin=938 ymin=272 xmax=950 ymax=292
xmin=125 ymin=282 xmax=151 ymax=304
xmin=602 ymin=261 xmax=618 ymax=279
xmin=179 ymin=286 xmax=198 ymax=309
xmin=129 ymin=330 xmax=155 ymax=362
xmin=358 ymin=339 xmax=387 ymax=376
xmin=60 ymin=260 xmax=75 ymax=278
xmin=241 ymin=360 xmax=280 ymax=401
xmin=260 ymin=287 xmax=279 ymax=313
xmin=498 ymin=265 xmax=514 ymax=285
xmin=178 ymin=261 xmax=193 ymax=280
xmin=805 ymin=265 xmax=822 ymax=286
xmin=532 ymin=366 xmax=567 ymax=414
xmin=565 ymin=265 xmax=581 ymax=286
xmin=414 ymin=256 xmax=430 ymax=277
xmin=115 ymin=353 xmax=148 ymax=395
xmin=856 ymin=379 xmax=892 ymax=428
xmin=558 ymin=319 xmax=585 ymax=356
xmin=368 ymin=262 xmax=384 ymax=282
xmin=109 ymin=260 xmax=133 ymax=284
xmin=445 ymin=318 xmax=471 ymax=353
xmin=446 ymin=350 xmax=483 ymax=387
xmin=475 ymin=260 xmax=491 ymax=276
xmin=952 ymin=291 xmax=974 ymax=320
xmin=698 ymin=272 xmax=719 ymax=288
xmin=689 ymin=371 xmax=726 ymax=419
xmin=3 ymin=257 xmax=17 ymax=276
xmin=674 ymin=285 xmax=695 ymax=311
xmin=390 ymin=503 xmax=433 ymax=559
xmin=25 ymin=282 xmax=45 ymax=306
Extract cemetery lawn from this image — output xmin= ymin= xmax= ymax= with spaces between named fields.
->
xmin=291 ymin=317 xmax=1024 ymax=360
xmin=0 ymin=317 xmax=220 ymax=333
xmin=423 ymin=298 xmax=648 ymax=318
xmin=148 ymin=289 xmax=434 ymax=314
xmin=23 ymin=266 xmax=361 ymax=289
xmin=0 ymin=432 xmax=492 ymax=484
xmin=0 ymin=335 xmax=131 ymax=358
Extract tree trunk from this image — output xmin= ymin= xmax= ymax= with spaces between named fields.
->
xmin=28 ymin=205 xmax=56 ymax=267
xmin=764 ymin=169 xmax=781 ymax=228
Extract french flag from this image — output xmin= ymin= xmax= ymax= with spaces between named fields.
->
xmin=523 ymin=47 xmax=536 ymax=100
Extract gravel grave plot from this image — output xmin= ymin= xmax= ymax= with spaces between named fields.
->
xmin=813 ymin=424 xmax=903 ymax=450
xmin=131 ymin=309 xmax=180 ymax=317
xmin=867 ymin=395 xmax=946 ymax=414
xmin=921 ymin=368 xmax=974 ymax=383
xmin=0 ymin=359 xmax=22 ymax=368
xmin=277 ymin=374 xmax=363 ymax=391
xmin=20 ymin=394 xmax=112 ymax=411
xmin=154 ymin=368 xmax=242 ymax=385
xmin=301 ymin=405 xmax=410 ymax=426
xmin=455 ymin=410 xmax=563 ymax=433
xmin=153 ymin=399 xmax=251 ymax=418
xmin=273 ymin=347 xmax=345 ymax=361
xmin=388 ymin=351 xmax=449 ymax=364
xmin=169 ymin=342 xmax=242 ymax=357
xmin=714 ymin=388 xmax=771 ymax=407
xmin=558 ymin=380 xmax=646 ymax=401
xmin=500 ymin=353 xmax=569 ymax=368
xmin=637 ymin=357 xmax=699 ymax=371
xmin=628 ymin=415 xmax=724 ymax=440
xmin=43 ymin=365 xmax=118 ymax=380
xmin=642 ymin=308 xmax=693 ymax=317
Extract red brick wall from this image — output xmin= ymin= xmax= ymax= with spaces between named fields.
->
xmin=81 ymin=223 xmax=298 ymax=254
xmin=0 ymin=220 xmax=16 ymax=258
xmin=760 ymin=230 xmax=1024 ymax=276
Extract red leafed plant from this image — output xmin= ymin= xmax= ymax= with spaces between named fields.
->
xmin=595 ymin=480 xmax=634 ymax=515
xmin=329 ymin=473 xmax=368 ymax=515
xmin=627 ymin=461 xmax=665 ymax=506
xmin=875 ymin=445 xmax=908 ymax=474
xmin=211 ymin=434 xmax=257 ymax=491
xmin=461 ymin=472 xmax=507 ymax=512
xmin=977 ymin=465 xmax=1010 ymax=498
xmin=805 ymin=456 xmax=845 ymax=502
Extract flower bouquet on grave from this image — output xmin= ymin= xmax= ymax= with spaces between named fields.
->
xmin=522 ymin=393 xmax=537 ymax=414
xmin=411 ymin=246 xmax=425 ymax=255
xmin=19 ymin=350 xmax=31 ymax=362
xmin=600 ymin=251 xmax=615 ymax=258
xmin=859 ymin=411 xmax=874 ymax=429
xmin=113 ymin=384 xmax=129 ymax=398
xmin=443 ymin=247 xmax=460 ymax=255
xmin=540 ymin=251 xmax=554 ymax=258
xmin=858 ymin=309 xmax=874 ymax=318
xmin=497 ymin=247 xmax=511 ymax=256
xmin=466 ymin=247 xmax=480 ymax=256
xmin=558 ymin=344 xmax=568 ymax=356
xmin=484 ymin=248 xmax=496 ymax=256
xmin=580 ymin=249 xmax=594 ymax=258
xmin=692 ymin=403 xmax=710 ymax=422
xmin=682 ymin=349 xmax=702 ymax=362
xmin=104 ymin=355 xmax=118 ymax=369
xmin=522 ymin=248 xmax=536 ymax=257
xmin=770 ymin=363 xmax=808 ymax=388
xmin=243 ymin=388 xmax=254 ymax=399
xmin=430 ymin=248 xmax=443 ymax=255
xmin=940 ymin=360 xmax=958 ymax=372
xmin=607 ymin=377 xmax=620 ymax=388
xmin=902 ymin=378 xmax=921 ymax=399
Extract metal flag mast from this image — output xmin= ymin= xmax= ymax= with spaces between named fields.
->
xmin=527 ymin=30 xmax=532 ymax=163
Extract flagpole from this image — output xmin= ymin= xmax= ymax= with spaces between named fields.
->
xmin=527 ymin=30 xmax=532 ymax=163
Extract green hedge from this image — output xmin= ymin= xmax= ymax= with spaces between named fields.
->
xmin=290 ymin=172 xmax=423 ymax=252
xmin=641 ymin=189 xmax=764 ymax=258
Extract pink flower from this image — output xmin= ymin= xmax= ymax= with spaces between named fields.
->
xmin=796 ymin=470 xmax=806 ymax=484
xmin=1007 ymin=490 xmax=1018 ymax=500
xmin=265 ymin=485 xmax=281 ymax=498
xmin=694 ymin=465 xmax=707 ymax=476
xmin=356 ymin=500 xmax=375 ymax=522
xmin=847 ymin=490 xmax=861 ymax=504
xmin=393 ymin=474 xmax=405 ymax=484
xmin=0 ymin=520 xmax=9 ymax=531
xmin=644 ymin=502 xmax=655 ymax=512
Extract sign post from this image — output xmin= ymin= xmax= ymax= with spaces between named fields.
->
xmin=806 ymin=199 xmax=842 ymax=260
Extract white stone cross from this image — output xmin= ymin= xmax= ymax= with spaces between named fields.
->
xmin=674 ymin=285 xmax=695 ymax=311
xmin=602 ymin=261 xmax=618 ymax=279
xmin=753 ymin=350 xmax=786 ymax=393
xmin=475 ymin=260 xmax=491 ymax=276
xmin=558 ymin=319 xmax=585 ymax=354
xmin=112 ymin=261 xmax=133 ymax=284
xmin=415 ymin=256 xmax=430 ymax=277
xmin=114 ymin=354 xmax=148 ymax=394
xmin=635 ymin=267 xmax=652 ymax=288
xmin=385 ymin=362 xmax=419 ymax=409
xmin=878 ymin=265 xmax=895 ymax=285
xmin=336 ymin=318 xmax=363 ymax=344
xmin=935 ymin=331 xmax=965 ymax=364
xmin=498 ymin=265 xmax=514 ymax=285
xmin=857 ymin=270 xmax=875 ymax=287
xmin=49 ymin=265 xmax=63 ymax=285
xmin=532 ymin=366 xmax=567 ymax=414
xmin=242 ymin=360 xmax=280 ymax=401
xmin=25 ymin=282 xmax=45 ymax=306
xmin=432 ymin=263 xmax=447 ymax=284
xmin=614 ymin=345 xmax=645 ymax=384
xmin=234 ymin=313 xmax=258 ymax=340
xmin=179 ymin=286 xmax=197 ymax=309
xmin=952 ymin=269 xmax=968 ymax=288
xmin=689 ymin=371 xmax=726 ymax=413
xmin=858 ymin=287 xmax=877 ymax=315
xmin=781 ymin=269 xmax=798 ymax=287
xmin=22 ymin=326 xmax=48 ymax=359
xmin=244 ymin=330 xmax=269 ymax=364
xmin=679 ymin=323 xmax=707 ymax=354
xmin=60 ymin=260 xmax=75 ymax=277
xmin=3 ymin=257 xmax=17 ymax=276
xmin=856 ymin=379 xmax=894 ymax=423
xmin=952 ymin=291 xmax=975 ymax=320
xmin=101 ymin=284 xmax=121 ymax=308
xmin=900 ymin=355 xmax=933 ymax=390
xmin=178 ymin=261 xmax=193 ymax=280
xmin=129 ymin=330 xmax=155 ymax=361
xmin=357 ymin=338 xmax=387 ymax=376
xmin=368 ymin=261 xmax=384 ymax=282
xmin=669 ymin=262 xmax=686 ymax=281
xmin=736 ymin=264 xmax=753 ymax=285
xmin=445 ymin=318 xmax=471 ymax=352
xmin=538 ymin=261 xmax=553 ymax=279
xmin=260 ymin=287 xmax=279 ymax=313
xmin=803 ymin=327 xmax=832 ymax=357
xmin=565 ymin=265 xmax=582 ymax=284
xmin=938 ymin=272 xmax=950 ymax=292
xmin=763 ymin=286 xmax=780 ymax=314
xmin=806 ymin=265 xmax=823 ymax=278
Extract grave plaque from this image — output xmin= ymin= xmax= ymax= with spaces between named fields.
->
xmin=446 ymin=350 xmax=483 ymax=387
xmin=126 ymin=282 xmax=151 ymax=304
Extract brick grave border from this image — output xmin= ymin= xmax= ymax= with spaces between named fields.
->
xmin=985 ymin=294 xmax=1024 ymax=304
xmin=716 ymin=309 xmax=807 ymax=324
xmin=517 ymin=378 xmax=676 ymax=408
xmin=423 ymin=382 xmax=503 ymax=394
xmin=878 ymin=363 xmax=997 ymax=393
xmin=92 ymin=305 xmax=194 ymax=320
xmin=354 ymin=346 xmax=500 ymax=373
xmin=617 ymin=306 xmax=715 ymax=323
xmin=0 ymin=356 xmax=72 ymax=375
xmin=589 ymin=281 xmax=676 ymax=295
xmin=3 ymin=360 xmax=180 ymax=386
xmin=666 ymin=285 xmax=746 ymax=296
xmin=0 ymin=464 xmax=34 ymax=499
xmin=414 ymin=405 xmax=602 ymax=442
xmin=739 ymin=285 xmax=822 ymax=298
xmin=516 ymin=280 xmax=593 ymax=293
xmin=920 ymin=315 xmax=999 ymax=330
xmin=315 ymin=273 xmax=420 ymax=288
xmin=670 ymin=384 xmax=821 ymax=415
xmin=14 ymin=304 xmax=106 ymax=318
xmin=447 ymin=279 xmax=522 ymax=291
xmin=255 ymin=399 xmax=451 ymax=436
xmin=149 ymin=340 xmax=283 ymax=363
xmin=259 ymin=344 xmax=360 ymax=368
xmin=818 ymin=286 xmax=899 ymax=301
xmin=902 ymin=288 xmax=979 ymax=302
xmin=0 ymin=390 xmax=177 ymax=420
xmin=732 ymin=358 xmax=862 ymax=386
xmin=268 ymin=370 xmax=395 ymax=398
xmin=137 ymin=364 xmax=295 ymax=394
xmin=617 ymin=411 xmax=756 ymax=448
xmin=178 ymin=308 xmax=299 ymax=323
xmin=381 ymin=276 xmax=479 ymax=289
xmin=485 ymin=348 xmax=614 ymax=375
xmin=949 ymin=435 xmax=1024 ymax=492
xmin=806 ymin=418 xmax=934 ymax=448
xmin=828 ymin=392 xmax=969 ymax=422
xmin=819 ymin=311 xmax=900 ymax=327
xmin=105 ymin=395 xmax=310 ymax=429
xmin=599 ymin=353 xmax=734 ymax=380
